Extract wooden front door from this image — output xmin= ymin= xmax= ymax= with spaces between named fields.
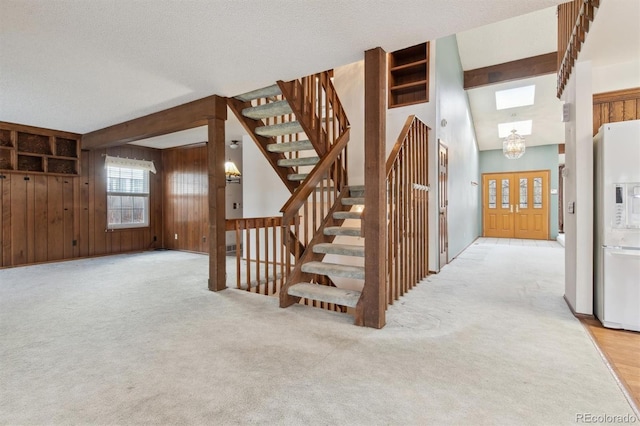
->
xmin=513 ymin=171 xmax=549 ymax=240
xmin=483 ymin=173 xmax=515 ymax=238
xmin=438 ymin=142 xmax=448 ymax=267
xmin=482 ymin=170 xmax=550 ymax=240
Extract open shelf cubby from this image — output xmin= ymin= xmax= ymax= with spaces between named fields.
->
xmin=0 ymin=129 xmax=12 ymax=147
xmin=0 ymin=122 xmax=81 ymax=175
xmin=388 ymin=42 xmax=430 ymax=108
xmin=0 ymin=150 xmax=13 ymax=170
xmin=17 ymin=132 xmax=52 ymax=155
xmin=17 ymin=154 xmax=44 ymax=173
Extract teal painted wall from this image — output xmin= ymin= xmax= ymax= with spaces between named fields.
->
xmin=479 ymin=144 xmax=560 ymax=239
xmin=435 ymin=35 xmax=481 ymax=265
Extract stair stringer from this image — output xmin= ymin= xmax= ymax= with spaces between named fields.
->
xmin=277 ymin=79 xmax=327 ymax=157
xmin=227 ymin=97 xmax=300 ymax=193
xmin=279 ymin=189 xmax=360 ymax=308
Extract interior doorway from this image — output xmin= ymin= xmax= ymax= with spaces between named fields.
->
xmin=482 ymin=170 xmax=550 ymax=240
xmin=438 ymin=141 xmax=448 ymax=267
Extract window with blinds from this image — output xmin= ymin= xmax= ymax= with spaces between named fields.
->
xmin=106 ymin=166 xmax=149 ymax=229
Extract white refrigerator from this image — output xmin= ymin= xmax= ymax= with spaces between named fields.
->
xmin=594 ymin=120 xmax=640 ymax=332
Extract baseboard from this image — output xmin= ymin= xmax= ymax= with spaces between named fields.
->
xmin=563 ymin=295 xmax=595 ymax=320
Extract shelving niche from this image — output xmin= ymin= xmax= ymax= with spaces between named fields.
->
xmin=388 ymin=42 xmax=430 ymax=108
xmin=0 ymin=122 xmax=80 ymax=175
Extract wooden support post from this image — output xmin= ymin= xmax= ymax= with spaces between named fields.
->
xmin=357 ymin=47 xmax=387 ymax=328
xmin=207 ymin=98 xmax=228 ymax=292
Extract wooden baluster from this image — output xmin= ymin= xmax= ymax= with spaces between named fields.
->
xmin=235 ymin=221 xmax=242 ymax=289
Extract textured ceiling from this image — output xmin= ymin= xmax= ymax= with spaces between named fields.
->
xmin=0 ymin=0 xmax=565 ymax=136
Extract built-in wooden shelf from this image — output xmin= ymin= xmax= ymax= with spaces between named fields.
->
xmin=0 ymin=122 xmax=81 ymax=176
xmin=388 ymin=42 xmax=430 ymax=108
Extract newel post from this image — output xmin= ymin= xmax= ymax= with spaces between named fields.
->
xmin=357 ymin=47 xmax=387 ymax=328
xmin=208 ymin=96 xmax=228 ymax=291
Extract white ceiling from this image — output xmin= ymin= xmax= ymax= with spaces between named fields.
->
xmin=456 ymin=6 xmax=564 ymax=151
xmin=1 ymin=0 xmax=566 ymax=141
xmin=459 ymin=1 xmax=640 ymax=152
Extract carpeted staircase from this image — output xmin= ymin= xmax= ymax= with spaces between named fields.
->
xmin=229 ymin=81 xmax=362 ymax=313
xmin=288 ymin=185 xmax=365 ymax=308
xmin=231 ymin=84 xmax=319 ymax=185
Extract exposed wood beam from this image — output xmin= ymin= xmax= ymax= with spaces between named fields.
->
xmin=207 ymin=101 xmax=228 ymax=292
xmin=464 ymin=52 xmax=557 ymax=90
xmin=356 ymin=47 xmax=386 ymax=329
xmin=82 ymin=95 xmax=226 ymax=149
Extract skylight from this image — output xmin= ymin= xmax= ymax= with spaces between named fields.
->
xmin=495 ymin=85 xmax=535 ymax=110
xmin=498 ymin=120 xmax=532 ymax=138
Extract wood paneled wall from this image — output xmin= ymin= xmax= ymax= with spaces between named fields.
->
xmin=593 ymin=88 xmax=640 ymax=135
xmin=162 ymin=143 xmax=209 ymax=253
xmin=0 ymin=144 xmax=163 ymax=268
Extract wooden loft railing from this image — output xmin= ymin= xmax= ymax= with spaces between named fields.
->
xmin=226 ymin=217 xmax=284 ymax=295
xmin=385 ymin=115 xmax=430 ymax=305
xmin=557 ymin=0 xmax=600 ymax=97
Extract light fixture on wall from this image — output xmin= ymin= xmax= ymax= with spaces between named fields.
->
xmin=225 ymin=160 xmax=241 ymax=184
xmin=503 ymin=129 xmax=526 ymax=159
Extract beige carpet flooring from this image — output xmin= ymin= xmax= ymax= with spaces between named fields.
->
xmin=0 ymin=238 xmax=636 ymax=425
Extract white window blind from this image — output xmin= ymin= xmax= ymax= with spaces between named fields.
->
xmin=106 ymin=162 xmax=151 ymax=229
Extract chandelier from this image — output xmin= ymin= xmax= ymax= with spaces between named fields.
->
xmin=503 ymin=129 xmax=526 ymax=159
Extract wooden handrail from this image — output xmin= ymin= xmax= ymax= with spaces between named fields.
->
xmin=280 ymin=128 xmax=350 ymax=221
xmin=384 ymin=115 xmax=430 ymax=306
xmin=385 ymin=115 xmax=416 ymax=176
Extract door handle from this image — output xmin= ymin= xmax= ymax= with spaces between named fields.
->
xmin=510 ymin=205 xmax=513 ymax=213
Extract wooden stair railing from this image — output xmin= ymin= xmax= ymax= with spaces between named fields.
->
xmin=384 ymin=115 xmax=430 ymax=306
xmin=557 ymin=0 xmax=600 ymax=97
xmin=279 ymin=132 xmax=350 ymax=308
xmin=278 ymin=72 xmax=350 ymax=157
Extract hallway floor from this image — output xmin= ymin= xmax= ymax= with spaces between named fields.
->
xmin=0 ymin=239 xmax=636 ymax=425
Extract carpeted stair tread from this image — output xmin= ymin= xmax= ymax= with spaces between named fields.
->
xmin=288 ymin=283 xmax=361 ymax=308
xmin=288 ymin=173 xmax=308 ymax=181
xmin=333 ymin=211 xmax=363 ymax=220
xmin=267 ymin=140 xmax=315 ymax=153
xmin=324 ymin=226 xmax=361 ymax=237
xmin=349 ymin=185 xmax=365 ymax=197
xmin=242 ymin=100 xmax=292 ymax=120
xmin=342 ymin=197 xmax=365 ymax=206
xmin=278 ymin=156 xmax=320 ymax=167
xmin=256 ymin=121 xmax=303 ymax=137
xmin=313 ymin=243 xmax=364 ymax=257
xmin=235 ymin=84 xmax=282 ymax=102
xmin=301 ymin=261 xmax=365 ymax=279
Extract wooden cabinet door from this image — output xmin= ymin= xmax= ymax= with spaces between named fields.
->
xmin=483 ymin=173 xmax=514 ymax=238
xmin=514 ymin=171 xmax=549 ymax=240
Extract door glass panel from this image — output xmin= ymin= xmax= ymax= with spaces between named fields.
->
xmin=534 ymin=177 xmax=543 ymax=208
xmin=489 ymin=179 xmax=496 ymax=209
xmin=501 ymin=179 xmax=510 ymax=209
xmin=519 ymin=178 xmax=528 ymax=208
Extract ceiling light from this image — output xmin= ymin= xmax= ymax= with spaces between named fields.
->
xmin=503 ymin=130 xmax=526 ymax=160
xmin=229 ymin=140 xmax=240 ymax=149
xmin=495 ymin=85 xmax=535 ymax=110
xmin=498 ymin=120 xmax=532 ymax=138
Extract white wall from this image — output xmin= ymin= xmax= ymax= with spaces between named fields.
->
xmin=561 ymin=61 xmax=594 ymax=315
xmin=225 ymin=142 xmax=243 ymax=246
xmin=592 ymin=60 xmax=640 ymax=94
